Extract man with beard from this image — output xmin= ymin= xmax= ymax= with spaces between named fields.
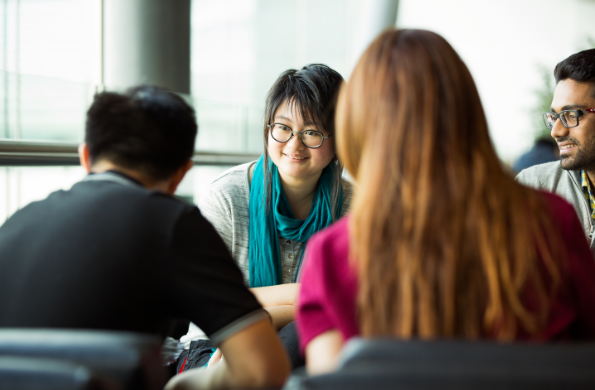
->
xmin=517 ymin=49 xmax=595 ymax=254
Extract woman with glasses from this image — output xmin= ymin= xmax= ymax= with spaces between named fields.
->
xmin=296 ymin=29 xmax=595 ymax=374
xmin=177 ymin=64 xmax=352 ymax=372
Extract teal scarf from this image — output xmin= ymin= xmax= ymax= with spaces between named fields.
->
xmin=249 ymin=155 xmax=343 ymax=287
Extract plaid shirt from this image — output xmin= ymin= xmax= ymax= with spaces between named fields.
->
xmin=581 ymin=170 xmax=595 ymax=221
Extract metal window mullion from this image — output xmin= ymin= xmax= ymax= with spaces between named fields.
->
xmin=0 ymin=140 xmax=259 ymax=166
xmin=14 ymin=0 xmax=19 ymax=139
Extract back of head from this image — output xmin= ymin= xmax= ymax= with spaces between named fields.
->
xmin=86 ymin=86 xmax=197 ymax=181
xmin=337 ymin=29 xmax=560 ymax=340
xmin=554 ymin=49 xmax=595 ymax=96
xmin=338 ymin=29 xmax=495 ymax=182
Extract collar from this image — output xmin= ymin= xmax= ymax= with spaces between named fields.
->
xmin=82 ymin=170 xmax=144 ymax=188
xmin=570 ymin=167 xmax=582 ymax=185
xmin=582 ymin=170 xmax=591 ymax=191
xmin=580 ymin=170 xmax=595 ymax=220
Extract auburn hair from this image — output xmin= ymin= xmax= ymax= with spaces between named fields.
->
xmin=336 ymin=29 xmax=561 ymax=340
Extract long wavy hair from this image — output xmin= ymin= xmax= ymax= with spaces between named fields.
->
xmin=336 ymin=29 xmax=561 ymax=340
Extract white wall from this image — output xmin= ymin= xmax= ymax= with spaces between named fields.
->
xmin=190 ymin=0 xmax=364 ymax=152
xmin=397 ymin=0 xmax=595 ymax=163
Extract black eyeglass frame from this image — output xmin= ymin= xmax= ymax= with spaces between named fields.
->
xmin=542 ymin=108 xmax=595 ymax=130
xmin=267 ymin=123 xmax=333 ymax=149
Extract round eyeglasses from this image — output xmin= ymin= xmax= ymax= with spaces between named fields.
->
xmin=268 ymin=123 xmax=332 ymax=149
xmin=542 ymin=108 xmax=595 ymax=130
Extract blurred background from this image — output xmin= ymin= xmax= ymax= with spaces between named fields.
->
xmin=1 ymin=0 xmax=594 ymax=222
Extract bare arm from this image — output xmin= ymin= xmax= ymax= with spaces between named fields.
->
xmin=165 ymin=318 xmax=290 ymax=390
xmin=250 ymin=283 xmax=300 ymax=307
xmin=251 ymin=283 xmax=300 ymax=329
xmin=305 ymin=329 xmax=343 ymax=375
xmin=264 ymin=305 xmax=295 ymax=330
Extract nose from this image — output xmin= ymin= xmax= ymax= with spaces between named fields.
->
xmin=287 ymin=131 xmax=306 ymax=150
xmin=551 ymin=117 xmax=569 ymax=140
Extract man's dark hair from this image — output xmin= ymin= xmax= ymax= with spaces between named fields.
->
xmin=554 ymin=49 xmax=595 ymax=97
xmin=85 ymin=85 xmax=197 ymax=180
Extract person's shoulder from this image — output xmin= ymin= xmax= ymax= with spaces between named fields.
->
xmin=302 ymin=217 xmax=353 ymax=295
xmin=207 ymin=161 xmax=254 ymax=195
xmin=535 ymin=188 xmax=575 ymax=213
xmin=1 ymin=189 xmax=62 ymax=225
xmin=318 ymin=215 xmax=349 ymax=238
xmin=80 ymin=178 xmax=196 ymax=218
xmin=118 ymin=186 xmax=198 ymax=226
xmin=516 ymin=161 xmax=564 ymax=187
xmin=529 ymin=188 xmax=580 ymax=234
xmin=340 ymin=178 xmax=354 ymax=212
xmin=341 ymin=177 xmax=354 ymax=193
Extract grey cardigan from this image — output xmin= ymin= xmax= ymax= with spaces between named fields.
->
xmin=516 ymin=161 xmax=595 ymax=253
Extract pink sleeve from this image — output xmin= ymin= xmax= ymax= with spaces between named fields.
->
xmin=296 ymin=217 xmax=358 ymax=353
xmin=556 ymin=197 xmax=595 ymax=338
xmin=296 ymin=235 xmax=336 ymax=352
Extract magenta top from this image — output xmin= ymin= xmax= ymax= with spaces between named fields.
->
xmin=297 ymin=191 xmax=595 ymax=352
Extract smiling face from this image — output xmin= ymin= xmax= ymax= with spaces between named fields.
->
xmin=266 ymin=100 xmax=335 ymax=184
xmin=551 ymin=79 xmax=595 ymax=171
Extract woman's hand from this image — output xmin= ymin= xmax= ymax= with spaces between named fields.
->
xmin=207 ymin=348 xmax=223 ymax=368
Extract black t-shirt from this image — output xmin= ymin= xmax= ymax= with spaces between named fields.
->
xmin=0 ymin=172 xmax=263 ymax=344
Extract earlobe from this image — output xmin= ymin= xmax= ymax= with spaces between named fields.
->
xmin=78 ymin=143 xmax=92 ymax=173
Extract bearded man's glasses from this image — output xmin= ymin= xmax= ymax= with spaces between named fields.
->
xmin=542 ymin=108 xmax=595 ymax=130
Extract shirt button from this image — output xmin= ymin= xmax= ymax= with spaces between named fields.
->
xmin=288 ymin=254 xmax=293 ymax=259
xmin=286 ymin=240 xmax=291 ymax=244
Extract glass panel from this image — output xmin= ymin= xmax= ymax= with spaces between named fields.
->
xmin=192 ymin=98 xmax=263 ymax=153
xmin=0 ymin=166 xmax=85 ymax=222
xmin=0 ymin=165 xmax=238 ymax=223
xmin=190 ymin=0 xmax=361 ymax=154
xmin=0 ymin=0 xmax=101 ymax=142
xmin=1 ymin=70 xmax=270 ymax=151
xmin=0 ymin=70 xmax=94 ymax=141
xmin=397 ymin=0 xmax=595 ymax=164
xmin=175 ymin=165 xmax=235 ymax=205
xmin=0 ymin=0 xmax=101 ymax=84
xmin=1 ymin=70 xmax=267 ymax=150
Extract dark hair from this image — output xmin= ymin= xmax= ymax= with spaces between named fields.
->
xmin=554 ymin=49 xmax=595 ymax=97
xmin=262 ymin=64 xmax=344 ymax=218
xmin=85 ymin=85 xmax=197 ymax=180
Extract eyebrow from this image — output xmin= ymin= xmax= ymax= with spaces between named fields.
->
xmin=551 ymin=104 xmax=586 ymax=113
xmin=274 ymin=115 xmax=321 ymax=129
xmin=275 ymin=115 xmax=293 ymax=123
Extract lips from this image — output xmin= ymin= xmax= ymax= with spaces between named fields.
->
xmin=558 ymin=143 xmax=577 ymax=153
xmin=283 ymin=153 xmax=309 ymax=161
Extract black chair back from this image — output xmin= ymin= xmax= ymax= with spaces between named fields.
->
xmin=0 ymin=356 xmax=92 ymax=390
xmin=287 ymin=338 xmax=595 ymax=390
xmin=0 ymin=329 xmax=162 ymax=390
